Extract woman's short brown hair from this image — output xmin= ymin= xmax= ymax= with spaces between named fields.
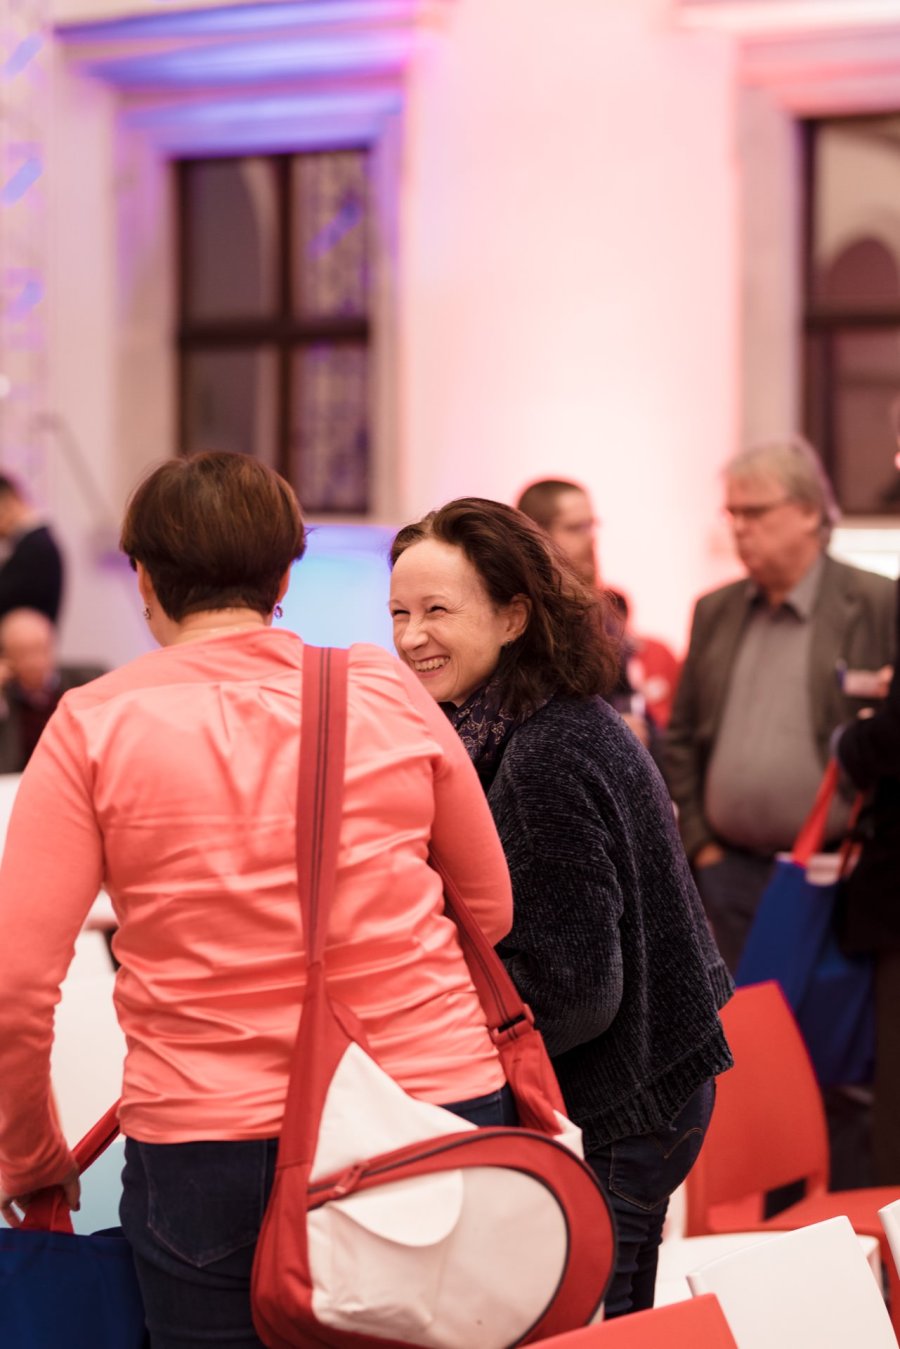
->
xmin=391 ymin=497 xmax=620 ymax=717
xmin=120 ymin=452 xmax=306 ymax=621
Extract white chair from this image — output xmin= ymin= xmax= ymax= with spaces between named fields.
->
xmin=880 ymin=1198 xmax=900 ymax=1280
xmin=656 ymin=1228 xmax=882 ymax=1307
xmin=687 ymin=1216 xmax=897 ymax=1348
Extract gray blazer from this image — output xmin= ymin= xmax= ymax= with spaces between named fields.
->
xmin=664 ymin=555 xmax=896 ymax=862
xmin=0 ymin=665 xmax=106 ymax=775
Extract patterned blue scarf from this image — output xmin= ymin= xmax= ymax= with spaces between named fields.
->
xmin=442 ymin=679 xmax=549 ymax=790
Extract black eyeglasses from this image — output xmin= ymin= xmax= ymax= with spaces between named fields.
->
xmin=723 ymin=498 xmax=790 ymax=523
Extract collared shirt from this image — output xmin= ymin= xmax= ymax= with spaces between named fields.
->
xmin=704 ymin=555 xmax=849 ymax=855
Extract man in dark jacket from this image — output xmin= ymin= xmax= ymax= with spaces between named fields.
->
xmin=0 ymin=473 xmax=64 ymax=623
xmin=837 ymin=578 xmax=900 ymax=1183
xmin=0 ymin=609 xmax=103 ymax=774
xmin=665 ymin=437 xmax=895 ymax=973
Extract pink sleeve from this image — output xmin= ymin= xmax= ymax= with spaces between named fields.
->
xmin=0 ymin=701 xmax=104 ymax=1193
xmin=391 ymin=662 xmax=513 ymax=945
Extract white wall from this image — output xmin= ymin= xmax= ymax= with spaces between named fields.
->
xmin=47 ymin=47 xmax=154 ymax=669
xmin=400 ymin=0 xmax=741 ymax=650
xmin=36 ymin=0 xmax=747 ymax=665
xmin=738 ymin=87 xmax=803 ymax=446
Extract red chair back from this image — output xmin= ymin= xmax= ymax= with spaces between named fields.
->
xmin=686 ymin=981 xmax=830 ymax=1235
xmin=533 ymin=1294 xmax=737 ymax=1346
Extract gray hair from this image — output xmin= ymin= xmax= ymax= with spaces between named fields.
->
xmin=724 ymin=435 xmax=840 ymax=542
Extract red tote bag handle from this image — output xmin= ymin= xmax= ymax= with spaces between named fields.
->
xmin=20 ymin=1101 xmax=121 ymax=1234
xmin=791 ymin=760 xmax=840 ymax=866
xmin=791 ymin=759 xmax=865 ymax=871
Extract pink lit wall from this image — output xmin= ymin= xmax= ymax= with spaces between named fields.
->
xmin=36 ymin=0 xmax=751 ymax=669
xmin=400 ymin=0 xmax=742 ymax=653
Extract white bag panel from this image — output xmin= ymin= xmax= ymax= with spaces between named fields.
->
xmin=311 ymin=1043 xmax=475 ymax=1182
xmin=330 ymin=1170 xmax=465 ymax=1245
xmin=553 ymin=1111 xmax=584 ymax=1158
xmin=309 ymin=1164 xmax=568 ymax=1348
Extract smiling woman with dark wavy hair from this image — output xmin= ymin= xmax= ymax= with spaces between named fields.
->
xmin=391 ymin=496 xmax=618 ymax=720
xmin=390 ymin=495 xmax=734 ymax=1319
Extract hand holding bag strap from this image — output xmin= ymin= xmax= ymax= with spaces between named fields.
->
xmin=21 ymin=1102 xmax=122 ymax=1234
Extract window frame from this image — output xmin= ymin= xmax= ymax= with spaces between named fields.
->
xmin=176 ymin=147 xmax=373 ymax=513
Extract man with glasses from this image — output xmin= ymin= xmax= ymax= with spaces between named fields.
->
xmin=515 ymin=478 xmax=600 ymax=587
xmin=665 ymin=437 xmax=894 ymax=974
xmin=515 ymin=478 xmax=659 ymax=751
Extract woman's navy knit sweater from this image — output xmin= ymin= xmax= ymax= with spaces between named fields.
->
xmin=488 ymin=694 xmax=733 ymax=1153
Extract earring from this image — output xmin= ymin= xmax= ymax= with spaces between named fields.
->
xmin=142 ymin=605 xmax=151 ymax=621
xmin=274 ymin=603 xmax=283 ymax=619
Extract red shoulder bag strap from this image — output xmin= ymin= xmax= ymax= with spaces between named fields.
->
xmin=430 ymin=857 xmax=567 ymax=1127
xmin=271 ymin=644 xmax=350 ymax=1172
xmin=293 ymin=648 xmax=562 ymax=1130
xmin=296 ymin=644 xmax=348 ymax=969
xmin=298 ymin=645 xmax=536 ymax=1052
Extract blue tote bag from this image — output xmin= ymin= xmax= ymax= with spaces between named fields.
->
xmin=736 ymin=761 xmax=875 ymax=1087
xmin=0 ymin=1104 xmax=147 ymax=1348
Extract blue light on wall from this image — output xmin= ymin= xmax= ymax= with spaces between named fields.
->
xmin=276 ymin=522 xmax=397 ymax=651
xmin=1 ymin=158 xmax=42 ymax=206
xmin=57 ymin=1 xmax=413 ymax=44
xmin=86 ymin=32 xmax=406 ymax=88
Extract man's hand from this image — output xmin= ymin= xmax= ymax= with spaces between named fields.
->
xmin=0 ymin=1167 xmax=80 ymax=1228
xmin=693 ymin=843 xmax=725 ymax=870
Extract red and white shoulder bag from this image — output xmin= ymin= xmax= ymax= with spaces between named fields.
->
xmin=251 ymin=646 xmax=615 ymax=1349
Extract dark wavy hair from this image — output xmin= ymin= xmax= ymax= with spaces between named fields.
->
xmin=390 ymin=497 xmax=619 ymax=717
xmin=121 ymin=451 xmax=305 ymax=621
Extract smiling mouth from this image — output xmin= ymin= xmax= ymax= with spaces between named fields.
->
xmin=412 ymin=657 xmax=449 ymax=673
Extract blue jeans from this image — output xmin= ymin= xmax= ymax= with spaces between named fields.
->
xmin=119 ymin=1086 xmax=516 ymax=1348
xmin=586 ymin=1079 xmax=716 ymax=1319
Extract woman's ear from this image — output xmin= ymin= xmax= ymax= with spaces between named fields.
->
xmin=135 ymin=561 xmax=155 ymax=608
xmin=505 ymin=595 xmax=531 ymax=643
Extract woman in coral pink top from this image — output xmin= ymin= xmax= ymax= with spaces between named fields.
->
xmin=0 ymin=453 xmax=513 ymax=1348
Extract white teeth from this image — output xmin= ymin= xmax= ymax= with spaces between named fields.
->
xmin=414 ymin=657 xmax=449 ymax=672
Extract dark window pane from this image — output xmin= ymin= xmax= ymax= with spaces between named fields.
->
xmin=806 ymin=324 xmax=900 ymax=515
xmin=818 ymin=239 xmax=900 ymax=307
xmin=292 ymin=150 xmax=370 ymax=319
xmin=803 ymin=332 xmax=830 ymax=457
xmin=290 ymin=344 xmax=369 ymax=513
xmin=183 ymin=348 xmax=278 ymax=465
xmin=183 ymin=160 xmax=278 ymax=321
xmin=831 ymin=329 xmax=900 ymax=514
